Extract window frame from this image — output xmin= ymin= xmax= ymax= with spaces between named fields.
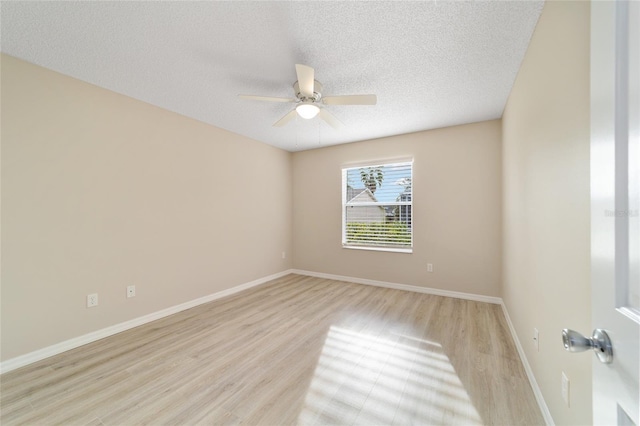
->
xmin=341 ymin=160 xmax=413 ymax=253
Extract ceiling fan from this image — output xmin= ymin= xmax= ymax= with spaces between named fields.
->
xmin=239 ymin=64 xmax=377 ymax=129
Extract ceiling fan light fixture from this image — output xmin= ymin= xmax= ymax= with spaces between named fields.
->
xmin=296 ymin=102 xmax=320 ymax=119
xmin=238 ymin=64 xmax=376 ymax=129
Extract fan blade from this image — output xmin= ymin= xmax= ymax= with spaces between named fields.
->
xmin=318 ymin=108 xmax=344 ymax=129
xmin=322 ymin=94 xmax=377 ymax=105
xmin=273 ymin=110 xmax=297 ymax=127
xmin=295 ymin=64 xmax=315 ymax=98
xmin=239 ymin=95 xmax=295 ymax=103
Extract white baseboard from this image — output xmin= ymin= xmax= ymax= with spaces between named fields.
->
xmin=291 ymin=269 xmax=502 ymax=304
xmin=500 ymin=302 xmax=555 ymax=426
xmin=0 ymin=269 xmax=294 ymax=375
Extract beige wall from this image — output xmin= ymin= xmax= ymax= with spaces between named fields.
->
xmin=502 ymin=1 xmax=591 ymax=425
xmin=0 ymin=55 xmax=293 ymax=361
xmin=292 ymin=120 xmax=502 ymax=297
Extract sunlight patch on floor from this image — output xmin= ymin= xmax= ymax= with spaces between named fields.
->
xmin=298 ymin=325 xmax=482 ymax=425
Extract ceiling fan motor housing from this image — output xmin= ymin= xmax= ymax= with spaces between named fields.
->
xmin=294 ymin=80 xmax=323 ymax=103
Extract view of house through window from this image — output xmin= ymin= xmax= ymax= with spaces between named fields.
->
xmin=342 ymin=161 xmax=413 ymax=252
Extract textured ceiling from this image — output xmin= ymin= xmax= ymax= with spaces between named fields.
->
xmin=1 ymin=1 xmax=544 ymax=152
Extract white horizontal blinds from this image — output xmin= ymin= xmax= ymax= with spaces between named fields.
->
xmin=343 ymin=162 xmax=413 ymax=249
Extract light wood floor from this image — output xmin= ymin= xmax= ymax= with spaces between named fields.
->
xmin=1 ymin=274 xmax=544 ymax=425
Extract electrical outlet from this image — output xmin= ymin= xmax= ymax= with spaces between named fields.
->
xmin=561 ymin=372 xmax=570 ymax=407
xmin=282 ymin=251 xmax=286 ymax=259
xmin=533 ymin=328 xmax=539 ymax=351
xmin=87 ymin=293 xmax=98 ymax=308
xmin=427 ymin=263 xmax=434 ymax=273
xmin=127 ymin=285 xmax=136 ymax=298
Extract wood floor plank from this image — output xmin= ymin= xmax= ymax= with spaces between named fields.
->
xmin=1 ymin=274 xmax=544 ymax=425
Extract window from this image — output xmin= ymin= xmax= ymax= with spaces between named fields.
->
xmin=342 ymin=161 xmax=413 ymax=252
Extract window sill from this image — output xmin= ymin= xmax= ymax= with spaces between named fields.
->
xmin=342 ymin=245 xmax=413 ymax=254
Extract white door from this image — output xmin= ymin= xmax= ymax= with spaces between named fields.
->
xmin=590 ymin=1 xmax=639 ymax=425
